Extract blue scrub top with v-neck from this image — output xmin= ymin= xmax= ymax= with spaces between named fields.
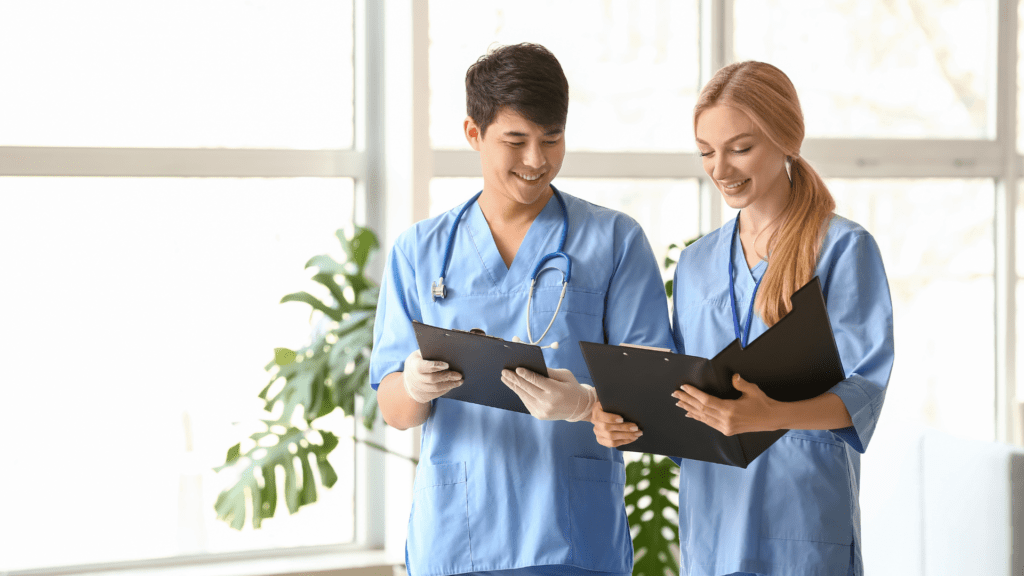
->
xmin=669 ymin=214 xmax=894 ymax=576
xmin=371 ymin=189 xmax=674 ymax=576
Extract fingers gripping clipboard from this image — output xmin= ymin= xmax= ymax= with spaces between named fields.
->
xmin=412 ymin=321 xmax=549 ymax=413
xmin=579 ymin=277 xmax=846 ymax=467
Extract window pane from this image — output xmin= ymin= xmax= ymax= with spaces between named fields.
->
xmin=1017 ymin=0 xmax=1024 ymax=152
xmin=0 ymin=1 xmax=354 ymax=149
xmin=429 ymin=178 xmax=699 ymax=283
xmin=829 ymin=179 xmax=994 ymax=441
xmin=429 ymin=0 xmax=699 ymax=152
xmin=1018 ymin=182 xmax=1024 ymax=438
xmin=734 ymin=0 xmax=995 ymax=139
xmin=0 ymin=177 xmax=357 ymax=571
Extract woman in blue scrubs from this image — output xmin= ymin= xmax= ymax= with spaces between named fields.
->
xmin=371 ymin=44 xmax=673 ymax=576
xmin=595 ymin=61 xmax=895 ymax=575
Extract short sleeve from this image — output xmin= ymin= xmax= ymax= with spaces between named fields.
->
xmin=369 ymin=242 xmax=422 ymax=390
xmin=670 ymin=263 xmax=686 ymax=355
xmin=824 ymin=231 xmax=895 ymax=452
xmin=603 ymin=225 xmax=674 ymax=350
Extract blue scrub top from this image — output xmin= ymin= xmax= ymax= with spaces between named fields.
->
xmin=670 ymin=215 xmax=894 ymax=576
xmin=371 ymin=189 xmax=674 ymax=576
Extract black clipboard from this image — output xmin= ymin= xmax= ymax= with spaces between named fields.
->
xmin=412 ymin=321 xmax=549 ymax=413
xmin=579 ymin=277 xmax=845 ymax=467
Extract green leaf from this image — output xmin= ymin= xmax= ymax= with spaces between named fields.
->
xmin=317 ymin=459 xmax=339 ymax=488
xmin=274 ymin=347 xmax=297 ymax=366
xmin=361 ymin=386 xmax=379 ymax=430
xmin=338 ymin=227 xmax=380 ymax=271
xmin=284 ymin=459 xmax=299 ymax=514
xmin=625 ymin=454 xmax=679 ymax=576
xmin=299 ymin=453 xmax=317 ymax=505
xmin=305 ymin=254 xmax=346 ymax=275
xmin=224 ymin=443 xmax=241 ymax=464
xmin=280 ymin=292 xmax=342 ymax=321
xmin=261 ymin=464 xmax=278 ymax=519
xmin=311 ymin=273 xmax=351 ymax=313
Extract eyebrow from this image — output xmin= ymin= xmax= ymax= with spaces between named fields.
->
xmin=504 ymin=127 xmax=564 ymax=137
xmin=695 ymin=133 xmax=754 ymax=146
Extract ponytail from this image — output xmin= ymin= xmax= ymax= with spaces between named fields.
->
xmin=756 ymin=155 xmax=834 ymax=326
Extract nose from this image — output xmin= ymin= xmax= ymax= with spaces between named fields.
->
xmin=710 ymin=154 xmax=733 ymax=181
xmin=522 ymin=142 xmax=547 ymax=169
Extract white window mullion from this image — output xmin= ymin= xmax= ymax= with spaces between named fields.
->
xmin=994 ymin=0 xmax=1018 ymax=445
xmin=697 ymin=0 xmax=732 ymax=234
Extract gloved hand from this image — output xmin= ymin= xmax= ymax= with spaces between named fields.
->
xmin=500 ymin=367 xmax=597 ymax=421
xmin=402 ymin=349 xmax=463 ymax=404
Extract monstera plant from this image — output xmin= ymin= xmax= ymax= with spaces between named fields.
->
xmin=214 ymin=226 xmax=402 ymax=530
xmin=214 ymin=225 xmax=700 ymax=576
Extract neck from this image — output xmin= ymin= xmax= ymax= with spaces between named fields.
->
xmin=477 ymin=186 xmax=553 ymax=227
xmin=739 ymin=175 xmax=790 ymax=238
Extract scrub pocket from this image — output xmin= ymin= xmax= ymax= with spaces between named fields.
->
xmin=408 ymin=462 xmax=473 ymax=576
xmin=760 ymin=434 xmax=853 ymax=545
xmin=567 ymin=456 xmax=631 ymax=573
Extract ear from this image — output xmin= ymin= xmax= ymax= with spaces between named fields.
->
xmin=464 ymin=117 xmax=482 ymax=151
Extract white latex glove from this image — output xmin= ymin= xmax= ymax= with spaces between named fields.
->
xmin=500 ymin=367 xmax=597 ymax=422
xmin=402 ymin=349 xmax=463 ymax=404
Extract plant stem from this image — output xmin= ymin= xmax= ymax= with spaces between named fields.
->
xmin=351 ymin=435 xmax=418 ymax=464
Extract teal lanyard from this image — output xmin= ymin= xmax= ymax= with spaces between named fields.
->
xmin=728 ymin=218 xmax=764 ymax=348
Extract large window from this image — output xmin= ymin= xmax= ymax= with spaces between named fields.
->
xmin=0 ymin=1 xmax=372 ymax=572
xmin=3 ymin=0 xmax=1024 ymax=574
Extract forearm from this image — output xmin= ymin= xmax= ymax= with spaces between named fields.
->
xmin=378 ymin=372 xmax=431 ymax=430
xmin=774 ymin=392 xmax=853 ymax=431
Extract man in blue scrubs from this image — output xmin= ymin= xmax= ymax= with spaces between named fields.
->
xmin=370 ymin=43 xmax=673 ymax=576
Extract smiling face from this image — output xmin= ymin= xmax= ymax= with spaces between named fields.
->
xmin=466 ymin=108 xmax=565 ymax=209
xmin=695 ymin=105 xmax=790 ymax=214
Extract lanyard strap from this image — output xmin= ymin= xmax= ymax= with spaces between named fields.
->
xmin=728 ymin=217 xmax=764 ymax=348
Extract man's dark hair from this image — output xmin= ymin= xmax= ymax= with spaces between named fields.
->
xmin=465 ymin=43 xmax=569 ymax=137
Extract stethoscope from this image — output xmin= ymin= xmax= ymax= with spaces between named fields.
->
xmin=729 ymin=216 xmax=764 ymax=348
xmin=431 ymin=187 xmax=571 ymax=350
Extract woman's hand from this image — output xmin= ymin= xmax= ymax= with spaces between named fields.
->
xmin=590 ymin=401 xmax=643 ymax=447
xmin=671 ymin=373 xmax=781 ymax=436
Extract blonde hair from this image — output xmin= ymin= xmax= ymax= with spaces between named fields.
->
xmin=694 ymin=61 xmax=835 ymax=326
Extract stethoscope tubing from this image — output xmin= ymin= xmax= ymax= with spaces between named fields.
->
xmin=433 ymin=186 xmax=571 ymax=348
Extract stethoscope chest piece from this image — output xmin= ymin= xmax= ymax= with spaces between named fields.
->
xmin=431 ymin=277 xmax=446 ymax=301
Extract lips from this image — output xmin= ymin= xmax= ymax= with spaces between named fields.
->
xmin=513 ymin=171 xmax=544 ymax=182
xmin=722 ymin=178 xmax=750 ymax=190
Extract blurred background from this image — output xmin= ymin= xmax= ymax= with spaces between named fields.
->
xmin=0 ymin=1 xmax=1021 ymax=575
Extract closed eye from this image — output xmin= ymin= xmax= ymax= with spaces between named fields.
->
xmin=733 ymin=147 xmax=752 ymax=154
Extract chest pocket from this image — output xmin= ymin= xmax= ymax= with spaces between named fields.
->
xmin=524 ymin=287 xmax=606 ymax=354
xmin=527 ymin=285 xmax=604 ymax=317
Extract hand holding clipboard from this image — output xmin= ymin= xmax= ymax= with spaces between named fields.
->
xmin=579 ymin=277 xmax=844 ymax=467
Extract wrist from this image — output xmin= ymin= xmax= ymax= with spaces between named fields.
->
xmin=568 ymin=385 xmax=597 ymax=422
xmin=769 ymin=398 xmax=791 ymax=431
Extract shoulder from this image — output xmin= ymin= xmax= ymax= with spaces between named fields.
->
xmin=820 ymin=214 xmax=881 ymax=261
xmin=559 ymin=189 xmax=643 ymax=234
xmin=676 ymin=219 xmax=730 ymax=269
